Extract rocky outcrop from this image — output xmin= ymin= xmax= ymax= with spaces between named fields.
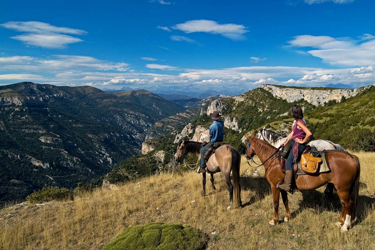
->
xmin=259 ymin=84 xmax=361 ymax=106
xmin=206 ymin=99 xmax=223 ymax=115
xmin=141 ymin=142 xmax=155 ymax=155
xmin=173 ymin=123 xmax=195 ymax=143
xmin=224 ymin=116 xmax=239 ymax=132
xmin=191 ymin=126 xmax=210 ymax=142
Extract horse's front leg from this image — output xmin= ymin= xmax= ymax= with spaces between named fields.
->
xmin=210 ymin=173 xmax=216 ymax=190
xmin=202 ymin=172 xmax=206 ymax=196
xmin=280 ymin=189 xmax=290 ymax=222
xmin=269 ymin=185 xmax=281 ymax=226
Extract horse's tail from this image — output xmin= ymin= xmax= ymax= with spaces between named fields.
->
xmin=231 ymin=147 xmax=242 ymax=208
xmin=350 ymin=155 xmax=360 ymax=221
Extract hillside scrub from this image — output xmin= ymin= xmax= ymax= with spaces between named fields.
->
xmin=307 ymin=86 xmax=375 ymax=151
xmin=2 ymin=153 xmax=375 ymax=249
xmin=102 ymin=222 xmax=206 ymax=250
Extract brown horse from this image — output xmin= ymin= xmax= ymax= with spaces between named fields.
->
xmin=174 ymin=140 xmax=242 ymax=210
xmin=245 ymin=134 xmax=360 ymax=232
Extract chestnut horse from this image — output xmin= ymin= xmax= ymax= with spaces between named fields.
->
xmin=175 ymin=140 xmax=242 ymax=210
xmin=245 ymin=134 xmax=360 ymax=232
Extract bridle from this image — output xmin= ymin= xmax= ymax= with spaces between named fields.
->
xmin=246 ymin=138 xmax=283 ymax=170
xmin=174 ymin=143 xmax=187 ymax=163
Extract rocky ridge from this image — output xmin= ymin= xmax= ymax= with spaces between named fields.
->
xmin=259 ymin=84 xmax=363 ymax=106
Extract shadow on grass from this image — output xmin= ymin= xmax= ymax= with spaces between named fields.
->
xmin=239 ymin=176 xmax=375 ymax=224
xmin=291 ymin=181 xmax=375 ymax=223
xmin=239 ymin=176 xmax=270 ymax=207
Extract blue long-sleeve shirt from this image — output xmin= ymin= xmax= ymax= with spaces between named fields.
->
xmin=209 ymin=120 xmax=224 ymax=142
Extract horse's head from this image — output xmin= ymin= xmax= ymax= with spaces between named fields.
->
xmin=174 ymin=140 xmax=188 ymax=163
xmin=245 ymin=134 xmax=256 ymax=160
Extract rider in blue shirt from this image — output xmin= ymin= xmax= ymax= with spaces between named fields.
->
xmin=197 ymin=111 xmax=224 ymax=173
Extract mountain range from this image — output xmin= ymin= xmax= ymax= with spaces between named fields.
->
xmin=0 ymin=82 xmax=189 ymax=205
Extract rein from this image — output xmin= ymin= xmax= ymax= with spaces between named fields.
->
xmin=247 ymin=139 xmax=283 ymax=170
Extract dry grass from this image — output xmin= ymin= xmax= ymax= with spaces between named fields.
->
xmin=2 ymin=152 xmax=375 ymax=250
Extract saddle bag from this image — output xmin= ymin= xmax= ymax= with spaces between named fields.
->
xmin=300 ymin=153 xmax=322 ymax=174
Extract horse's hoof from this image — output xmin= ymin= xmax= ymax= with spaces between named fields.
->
xmin=335 ymin=221 xmax=343 ymax=228
xmin=284 ymin=217 xmax=289 ymax=222
xmin=268 ymin=220 xmax=276 ymax=226
xmin=340 ymin=225 xmax=349 ymax=232
xmin=227 ymin=206 xmax=231 ymax=211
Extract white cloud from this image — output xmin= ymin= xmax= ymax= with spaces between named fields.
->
xmin=254 ymin=78 xmax=277 ymax=85
xmin=289 ymin=34 xmax=375 ymax=66
xmin=146 ymin=64 xmax=178 ymax=70
xmin=0 ymin=55 xmax=129 ymax=73
xmin=304 ymin=0 xmax=354 ymax=4
xmin=1 ymin=21 xmax=86 ymax=35
xmin=150 ymin=0 xmax=171 ymax=5
xmin=173 ymin=20 xmax=248 ymax=40
xmin=141 ymin=57 xmax=158 ymax=61
xmin=0 ymin=21 xmax=86 ymax=49
xmin=170 ymin=35 xmax=196 ymax=43
xmin=1 ymin=54 xmax=374 ymax=95
xmin=13 ymin=33 xmax=83 ymax=49
xmin=157 ymin=26 xmax=171 ymax=32
xmin=251 ymin=57 xmax=267 ymax=63
xmin=0 ymin=74 xmax=43 ymax=80
xmin=288 ymin=35 xmax=336 ymax=47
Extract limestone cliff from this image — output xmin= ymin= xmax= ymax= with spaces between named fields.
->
xmin=259 ymin=84 xmax=362 ymax=106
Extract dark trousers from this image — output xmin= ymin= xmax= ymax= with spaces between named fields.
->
xmin=200 ymin=141 xmax=213 ymax=168
xmin=285 ymin=140 xmax=306 ymax=170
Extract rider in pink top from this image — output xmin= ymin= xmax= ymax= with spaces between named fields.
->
xmin=292 ymin=119 xmax=307 ymax=140
xmin=277 ymin=105 xmax=312 ymax=193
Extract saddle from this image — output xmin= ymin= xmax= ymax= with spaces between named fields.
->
xmin=279 ymin=145 xmax=330 ymax=175
xmin=203 ymin=142 xmax=225 ymax=162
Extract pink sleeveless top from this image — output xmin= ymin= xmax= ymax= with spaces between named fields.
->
xmin=292 ymin=119 xmax=306 ymax=140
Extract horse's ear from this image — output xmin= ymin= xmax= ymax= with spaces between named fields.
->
xmin=244 ymin=134 xmax=250 ymax=140
xmin=251 ymin=131 xmax=256 ymax=138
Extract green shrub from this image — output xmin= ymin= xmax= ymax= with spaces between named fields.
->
xmin=102 ymin=222 xmax=206 ymax=250
xmin=74 ymin=182 xmax=95 ymax=196
xmin=26 ymin=186 xmax=73 ymax=203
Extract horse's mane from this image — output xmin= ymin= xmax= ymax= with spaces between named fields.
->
xmin=183 ymin=140 xmax=202 ymax=154
xmin=258 ymin=128 xmax=287 ymax=142
xmin=254 ymin=137 xmax=277 ymax=154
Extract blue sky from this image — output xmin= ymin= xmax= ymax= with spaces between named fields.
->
xmin=1 ymin=0 xmax=375 ymax=96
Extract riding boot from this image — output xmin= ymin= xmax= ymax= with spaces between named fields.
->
xmin=197 ymin=167 xmax=206 ymax=173
xmin=277 ymin=170 xmax=293 ymax=193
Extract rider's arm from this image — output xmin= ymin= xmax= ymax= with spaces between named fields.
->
xmin=282 ymin=131 xmax=293 ymax=146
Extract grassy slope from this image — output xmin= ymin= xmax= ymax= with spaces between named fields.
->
xmin=2 ymin=152 xmax=375 ymax=250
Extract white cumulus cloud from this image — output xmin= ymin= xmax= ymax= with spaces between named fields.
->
xmin=173 ymin=20 xmax=248 ymax=40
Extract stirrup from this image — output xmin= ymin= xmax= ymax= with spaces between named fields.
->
xmin=196 ymin=167 xmax=206 ymax=173
xmin=276 ymin=183 xmax=293 ymax=194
